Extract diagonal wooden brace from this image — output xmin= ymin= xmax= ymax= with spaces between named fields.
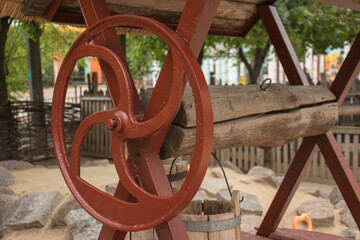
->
xmin=257 ymin=5 xmax=360 ymax=237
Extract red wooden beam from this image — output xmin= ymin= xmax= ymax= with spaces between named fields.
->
xmin=257 ymin=136 xmax=320 ymax=236
xmin=258 ymin=4 xmax=360 ymax=237
xmin=330 ymin=32 xmax=360 ymax=107
xmin=318 ymin=132 xmax=360 ymax=229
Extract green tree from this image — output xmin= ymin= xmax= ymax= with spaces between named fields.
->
xmin=205 ymin=0 xmax=360 ymax=84
xmin=0 ymin=17 xmax=20 ymax=160
xmin=2 ymin=21 xmax=82 ymax=101
xmin=0 ymin=17 xmax=12 ymax=105
xmin=125 ymin=34 xmax=168 ymax=81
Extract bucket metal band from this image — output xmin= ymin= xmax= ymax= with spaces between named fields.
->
xmin=183 ymin=215 xmax=241 ymax=232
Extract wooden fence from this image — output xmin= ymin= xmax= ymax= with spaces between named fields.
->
xmin=212 ymin=147 xmax=264 ymax=173
xmin=81 ymin=97 xmax=113 ymax=158
xmin=214 ymin=126 xmax=360 ymax=183
xmin=338 ymin=92 xmax=360 ymax=125
xmin=80 ymin=97 xmax=360 ymax=183
xmin=0 ymin=101 xmax=80 ymax=162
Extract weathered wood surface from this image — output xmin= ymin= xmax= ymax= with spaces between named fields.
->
xmin=181 ymin=190 xmax=241 ymax=239
xmin=170 ymin=84 xmax=336 ymax=127
xmin=161 ymin=102 xmax=338 ymax=158
xmin=148 ymin=84 xmax=338 ymax=158
xmin=15 ymin=0 xmax=270 ymax=36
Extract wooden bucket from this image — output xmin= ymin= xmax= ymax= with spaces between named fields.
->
xmin=124 ymin=191 xmax=240 ymax=240
xmin=181 ymin=190 xmax=241 ymax=239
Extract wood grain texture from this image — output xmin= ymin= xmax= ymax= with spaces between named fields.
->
xmin=170 ymin=84 xmax=336 ymax=127
xmin=231 ymin=190 xmax=241 ymax=239
xmin=160 ymin=102 xmax=338 ymax=158
xmin=20 ymin=0 xmax=267 ymax=33
xmin=208 ymin=212 xmax=236 ymax=240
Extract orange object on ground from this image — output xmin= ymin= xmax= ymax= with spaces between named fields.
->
xmin=293 ymin=213 xmax=312 ymax=231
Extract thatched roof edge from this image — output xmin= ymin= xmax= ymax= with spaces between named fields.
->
xmin=0 ymin=0 xmax=45 ymax=22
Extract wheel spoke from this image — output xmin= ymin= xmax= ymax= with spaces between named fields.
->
xmin=111 ymin=136 xmax=154 ymax=202
xmin=71 ymin=43 xmax=134 ymax=114
xmin=121 ymin=49 xmax=186 ymax=138
xmin=70 ymin=110 xmax=115 ymax=177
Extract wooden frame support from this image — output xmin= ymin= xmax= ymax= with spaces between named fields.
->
xmin=257 ymin=5 xmax=360 ymax=237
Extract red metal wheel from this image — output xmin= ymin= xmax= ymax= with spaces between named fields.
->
xmin=52 ymin=15 xmax=213 ymax=231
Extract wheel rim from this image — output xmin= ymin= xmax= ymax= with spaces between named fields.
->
xmin=51 ymin=14 xmax=213 ymax=231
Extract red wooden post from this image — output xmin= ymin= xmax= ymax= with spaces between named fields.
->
xmin=257 ymin=6 xmax=360 ymax=237
xmin=259 ymin=5 xmax=308 ymax=86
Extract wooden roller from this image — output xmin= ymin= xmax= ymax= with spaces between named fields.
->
xmin=141 ymin=84 xmax=338 ymax=159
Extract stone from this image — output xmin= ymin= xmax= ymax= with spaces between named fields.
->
xmin=340 ymin=209 xmax=357 ymax=229
xmin=247 ymin=166 xmax=275 ymax=177
xmin=0 ymin=195 xmax=16 ymax=227
xmin=300 ymin=186 xmax=328 ymax=199
xmin=318 ymin=191 xmax=329 ymax=199
xmin=0 ymin=226 xmax=4 ymax=238
xmin=6 ymin=191 xmax=63 ymax=230
xmin=297 ymin=199 xmax=334 ymax=227
xmin=0 ymin=224 xmax=5 ymax=238
xmin=0 ymin=225 xmax=4 ymax=236
xmin=241 ymin=215 xmax=263 ymax=234
xmin=340 ymin=207 xmax=349 ymax=215
xmin=0 ymin=166 xmax=14 ymax=187
xmin=105 ymin=183 xmax=117 ymax=196
xmin=240 ymin=192 xmax=263 ymax=216
xmin=341 ymin=228 xmax=356 ymax=239
xmin=51 ymin=194 xmax=82 ymax=227
xmin=239 ymin=179 xmax=251 ymax=185
xmin=247 ymin=166 xmax=276 ymax=188
xmin=192 ymin=190 xmax=207 ymax=201
xmin=335 ymin=200 xmax=347 ymax=209
xmin=0 ymin=186 xmax=15 ymax=196
xmin=329 ymin=186 xmax=343 ymax=205
xmin=211 ymin=168 xmax=225 ymax=179
xmin=217 ymin=190 xmax=232 ymax=202
xmin=221 ymin=161 xmax=243 ymax=174
xmin=82 ymin=159 xmax=110 ymax=167
xmin=0 ymin=160 xmax=33 ymax=170
xmin=200 ymin=178 xmax=232 ymax=198
xmin=65 ymin=209 xmax=102 ymax=240
xmin=271 ymin=176 xmax=284 ymax=188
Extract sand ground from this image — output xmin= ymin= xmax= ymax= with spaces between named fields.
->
xmin=2 ymin=161 xmax=359 ymax=240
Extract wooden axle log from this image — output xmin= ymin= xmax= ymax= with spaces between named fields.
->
xmin=141 ymin=84 xmax=338 ymax=159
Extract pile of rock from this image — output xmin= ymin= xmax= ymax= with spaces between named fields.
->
xmin=296 ymin=185 xmax=357 ymax=239
xmin=0 ymin=160 xmax=105 ymax=240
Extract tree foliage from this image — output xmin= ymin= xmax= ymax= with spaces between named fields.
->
xmin=205 ymin=0 xmax=360 ymax=84
xmin=3 ymin=21 xmax=82 ymax=100
xmin=125 ymin=34 xmax=168 ymax=80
